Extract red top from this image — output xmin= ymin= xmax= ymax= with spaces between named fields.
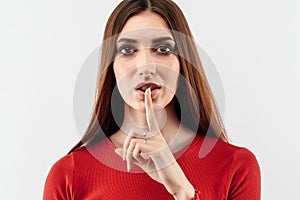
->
xmin=43 ymin=135 xmax=261 ymax=199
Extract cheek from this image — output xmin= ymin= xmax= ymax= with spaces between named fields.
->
xmin=113 ymin=58 xmax=136 ymax=83
xmin=164 ymin=57 xmax=180 ymax=88
xmin=113 ymin=63 xmax=125 ymax=83
xmin=173 ymin=57 xmax=180 ymax=73
xmin=165 ymin=55 xmax=180 ymax=73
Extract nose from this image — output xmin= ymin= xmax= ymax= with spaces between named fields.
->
xmin=136 ymin=49 xmax=156 ymax=77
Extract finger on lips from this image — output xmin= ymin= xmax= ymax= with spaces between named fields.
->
xmin=145 ymin=88 xmax=160 ymax=134
xmin=121 ymin=88 xmax=161 ymax=172
xmin=145 ymin=88 xmax=152 ymax=131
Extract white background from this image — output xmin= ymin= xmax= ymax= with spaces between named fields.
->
xmin=1 ymin=0 xmax=299 ymax=199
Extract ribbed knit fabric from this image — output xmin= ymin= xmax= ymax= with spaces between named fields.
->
xmin=43 ymin=135 xmax=261 ymax=200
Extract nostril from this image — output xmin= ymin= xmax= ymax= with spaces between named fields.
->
xmin=139 ymin=71 xmax=155 ymax=76
xmin=138 ymin=66 xmax=156 ymax=76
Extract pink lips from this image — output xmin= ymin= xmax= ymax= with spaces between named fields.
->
xmin=135 ymin=82 xmax=161 ymax=99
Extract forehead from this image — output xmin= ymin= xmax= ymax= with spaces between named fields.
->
xmin=121 ymin=11 xmax=170 ymax=33
xmin=116 ymin=11 xmax=174 ymax=45
xmin=117 ymin=28 xmax=174 ymax=45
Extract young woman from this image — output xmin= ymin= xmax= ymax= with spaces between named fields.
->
xmin=43 ymin=0 xmax=261 ymax=199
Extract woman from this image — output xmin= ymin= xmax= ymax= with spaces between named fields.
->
xmin=43 ymin=0 xmax=261 ymax=199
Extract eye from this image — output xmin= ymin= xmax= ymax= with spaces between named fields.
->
xmin=154 ymin=44 xmax=174 ymax=54
xmin=118 ymin=46 xmax=137 ymax=55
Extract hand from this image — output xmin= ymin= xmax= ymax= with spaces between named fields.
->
xmin=114 ymin=88 xmax=195 ymax=198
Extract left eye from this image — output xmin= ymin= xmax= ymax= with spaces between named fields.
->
xmin=118 ymin=46 xmax=137 ymax=55
xmin=154 ymin=45 xmax=173 ymax=54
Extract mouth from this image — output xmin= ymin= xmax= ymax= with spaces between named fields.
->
xmin=135 ymin=82 xmax=161 ymax=99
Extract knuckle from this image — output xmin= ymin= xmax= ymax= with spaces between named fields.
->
xmin=129 ymin=138 xmax=136 ymax=146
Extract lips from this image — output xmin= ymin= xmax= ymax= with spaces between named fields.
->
xmin=135 ymin=82 xmax=161 ymax=98
xmin=135 ymin=82 xmax=161 ymax=92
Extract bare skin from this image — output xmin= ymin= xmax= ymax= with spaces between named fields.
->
xmin=110 ymin=11 xmax=196 ymax=200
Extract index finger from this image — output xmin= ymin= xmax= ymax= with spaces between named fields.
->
xmin=144 ymin=88 xmax=160 ymax=134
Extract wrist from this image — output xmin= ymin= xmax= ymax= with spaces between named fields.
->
xmin=172 ymin=183 xmax=195 ymax=200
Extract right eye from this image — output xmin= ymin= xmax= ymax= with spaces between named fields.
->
xmin=118 ymin=46 xmax=137 ymax=55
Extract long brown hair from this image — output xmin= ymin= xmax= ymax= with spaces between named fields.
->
xmin=69 ymin=0 xmax=228 ymax=153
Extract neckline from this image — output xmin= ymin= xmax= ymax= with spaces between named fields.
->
xmin=106 ymin=133 xmax=202 ymax=159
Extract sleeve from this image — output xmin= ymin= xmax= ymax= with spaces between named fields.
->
xmin=43 ymin=153 xmax=74 ymax=200
xmin=190 ymin=190 xmax=201 ymax=200
xmin=227 ymin=147 xmax=261 ymax=200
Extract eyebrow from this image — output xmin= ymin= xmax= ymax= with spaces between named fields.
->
xmin=116 ymin=36 xmax=175 ymax=44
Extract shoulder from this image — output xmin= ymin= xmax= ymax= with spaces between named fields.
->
xmin=217 ymin=139 xmax=260 ymax=170
xmin=49 ymin=153 xmax=75 ymax=175
xmin=226 ymin=144 xmax=261 ymax=181
xmin=216 ymin=141 xmax=261 ymax=199
xmin=196 ymin=135 xmax=260 ymax=176
xmin=46 ymin=147 xmax=91 ymax=175
xmin=231 ymin=146 xmax=260 ymax=168
xmin=215 ymin=139 xmax=260 ymax=173
xmin=210 ymin=139 xmax=261 ymax=199
xmin=200 ymin=137 xmax=257 ymax=163
xmin=43 ymin=153 xmax=74 ymax=199
xmin=181 ymin=135 xmax=261 ymax=198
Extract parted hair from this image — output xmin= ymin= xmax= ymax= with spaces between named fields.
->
xmin=69 ymin=0 xmax=228 ymax=153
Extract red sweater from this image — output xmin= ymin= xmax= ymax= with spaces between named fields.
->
xmin=43 ymin=135 xmax=260 ymax=199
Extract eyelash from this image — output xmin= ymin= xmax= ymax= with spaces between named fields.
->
xmin=154 ymin=44 xmax=174 ymax=54
xmin=118 ymin=46 xmax=137 ymax=55
xmin=117 ymin=44 xmax=175 ymax=56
